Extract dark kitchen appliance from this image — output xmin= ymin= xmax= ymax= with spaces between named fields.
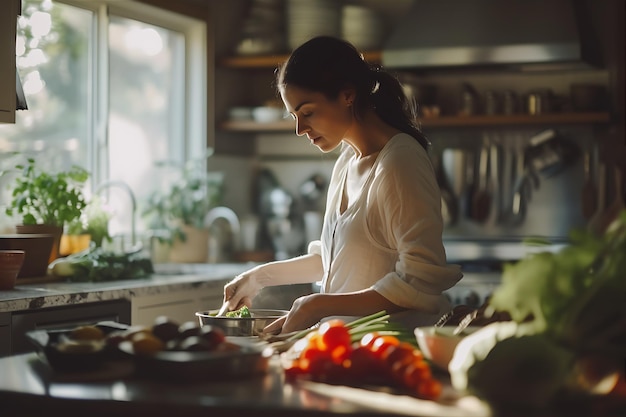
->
xmin=443 ymin=238 xmax=568 ymax=308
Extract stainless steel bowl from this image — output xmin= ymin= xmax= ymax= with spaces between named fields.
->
xmin=195 ymin=309 xmax=288 ymax=337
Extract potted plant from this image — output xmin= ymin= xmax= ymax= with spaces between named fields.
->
xmin=3 ymin=157 xmax=89 ymax=263
xmin=142 ymin=154 xmax=224 ymax=263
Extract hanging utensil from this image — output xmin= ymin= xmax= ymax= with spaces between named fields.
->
xmin=581 ymin=148 xmax=597 ymax=220
xmin=506 ymin=146 xmax=529 ymax=226
xmin=461 ymin=150 xmax=476 ymax=219
xmin=602 ymin=165 xmax=624 ymax=229
xmin=488 ymin=140 xmax=502 ymax=224
xmin=442 ymin=148 xmax=466 ymax=199
xmin=471 ymin=143 xmax=491 ymax=223
xmin=588 ymin=162 xmax=607 ymax=235
xmin=434 ymin=151 xmax=458 ymax=226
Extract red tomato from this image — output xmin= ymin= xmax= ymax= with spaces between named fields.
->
xmin=344 ymin=345 xmax=382 ymax=379
xmin=370 ymin=335 xmax=401 ymax=358
xmin=330 ymin=343 xmax=352 ymax=364
xmin=284 ymin=359 xmax=308 ymax=381
xmin=307 ymin=353 xmax=337 ymax=379
xmin=403 ymin=360 xmax=432 ymax=389
xmin=416 ymin=378 xmax=443 ymax=400
xmin=382 ymin=342 xmax=417 ymax=368
xmin=318 ymin=320 xmax=351 ymax=352
xmin=301 ymin=345 xmax=331 ymax=363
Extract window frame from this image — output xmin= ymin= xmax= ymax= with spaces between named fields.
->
xmin=57 ymin=0 xmax=208 ymax=191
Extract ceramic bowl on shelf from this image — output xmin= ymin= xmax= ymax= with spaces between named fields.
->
xmin=228 ymin=106 xmax=254 ymax=121
xmin=0 ymin=250 xmax=26 ymax=290
xmin=252 ymin=106 xmax=285 ymax=123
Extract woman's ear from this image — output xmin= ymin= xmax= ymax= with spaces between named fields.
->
xmin=341 ymin=88 xmax=356 ymax=107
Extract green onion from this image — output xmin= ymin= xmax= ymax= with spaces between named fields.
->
xmin=285 ymin=310 xmax=416 ymax=347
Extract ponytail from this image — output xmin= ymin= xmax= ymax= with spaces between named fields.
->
xmin=368 ymin=68 xmax=430 ymax=150
xmin=277 ymin=36 xmax=429 ymax=150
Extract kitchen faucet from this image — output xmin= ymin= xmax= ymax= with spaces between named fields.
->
xmin=95 ymin=180 xmax=137 ymax=248
xmin=204 ymin=206 xmax=240 ymax=262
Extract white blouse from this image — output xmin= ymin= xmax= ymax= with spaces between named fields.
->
xmin=308 ymin=133 xmax=462 ymax=327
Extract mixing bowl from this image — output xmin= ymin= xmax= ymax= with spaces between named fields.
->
xmin=196 ymin=309 xmax=288 ymax=337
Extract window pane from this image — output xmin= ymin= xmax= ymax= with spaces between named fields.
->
xmin=106 ymin=15 xmax=184 ymax=238
xmin=0 ymin=0 xmax=91 ymax=230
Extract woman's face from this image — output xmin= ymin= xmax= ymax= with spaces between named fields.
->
xmin=280 ymin=84 xmax=355 ymax=153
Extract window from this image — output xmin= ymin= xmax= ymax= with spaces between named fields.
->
xmin=0 ymin=0 xmax=207 ymax=240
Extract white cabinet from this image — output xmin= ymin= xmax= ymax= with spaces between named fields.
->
xmin=131 ymin=288 xmax=224 ymax=327
xmin=0 ymin=0 xmax=19 ymax=124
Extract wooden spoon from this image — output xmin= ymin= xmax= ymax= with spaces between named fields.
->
xmin=216 ymin=301 xmax=230 ymax=317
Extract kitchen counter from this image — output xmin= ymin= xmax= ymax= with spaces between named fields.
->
xmin=0 ymin=349 xmax=492 ymax=417
xmin=1 ymin=349 xmax=620 ymax=417
xmin=0 ymin=263 xmax=254 ymax=313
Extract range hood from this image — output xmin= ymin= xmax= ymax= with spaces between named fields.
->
xmin=382 ymin=0 xmax=600 ymax=71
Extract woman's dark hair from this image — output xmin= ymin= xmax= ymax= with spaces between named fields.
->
xmin=276 ymin=36 xmax=429 ymax=150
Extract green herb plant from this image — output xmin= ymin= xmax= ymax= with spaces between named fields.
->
xmin=4 ymin=158 xmax=89 ymax=228
xmin=142 ymin=151 xmax=224 ymax=244
xmin=65 ymin=196 xmax=112 ymax=247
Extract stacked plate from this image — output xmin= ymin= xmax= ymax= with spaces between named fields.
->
xmin=286 ymin=0 xmax=341 ymax=50
xmin=342 ymin=4 xmax=387 ymax=51
xmin=235 ymin=0 xmax=285 ymax=55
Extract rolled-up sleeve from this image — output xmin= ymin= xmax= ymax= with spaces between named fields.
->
xmin=307 ymin=240 xmax=322 ymax=256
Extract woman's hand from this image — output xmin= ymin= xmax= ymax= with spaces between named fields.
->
xmin=264 ymin=293 xmax=325 ymax=334
xmin=263 ymin=289 xmax=406 ymax=334
xmin=223 ymin=269 xmax=265 ymax=311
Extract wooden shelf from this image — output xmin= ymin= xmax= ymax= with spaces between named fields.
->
xmin=220 ymin=112 xmax=611 ymax=132
xmin=219 ymin=51 xmax=383 ymax=69
xmin=418 ymin=112 xmax=611 ymax=127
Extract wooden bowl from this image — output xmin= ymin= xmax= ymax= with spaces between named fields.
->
xmin=0 ymin=250 xmax=26 ymax=290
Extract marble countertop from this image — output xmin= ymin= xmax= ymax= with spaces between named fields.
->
xmin=0 ymin=263 xmax=255 ymax=313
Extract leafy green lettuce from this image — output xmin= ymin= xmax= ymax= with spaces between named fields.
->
xmin=488 ymin=210 xmax=626 ymax=356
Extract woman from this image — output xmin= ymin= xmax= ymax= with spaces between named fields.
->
xmin=223 ymin=36 xmax=462 ymax=334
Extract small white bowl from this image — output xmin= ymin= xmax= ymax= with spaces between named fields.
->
xmin=228 ymin=107 xmax=253 ymax=121
xmin=252 ymin=106 xmax=285 ymax=123
xmin=414 ymin=326 xmax=479 ymax=371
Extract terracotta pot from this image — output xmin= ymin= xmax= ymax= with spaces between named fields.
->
xmin=15 ymin=224 xmax=64 ymax=264
xmin=0 ymin=250 xmax=26 ymax=290
xmin=0 ymin=234 xmax=54 ymax=278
